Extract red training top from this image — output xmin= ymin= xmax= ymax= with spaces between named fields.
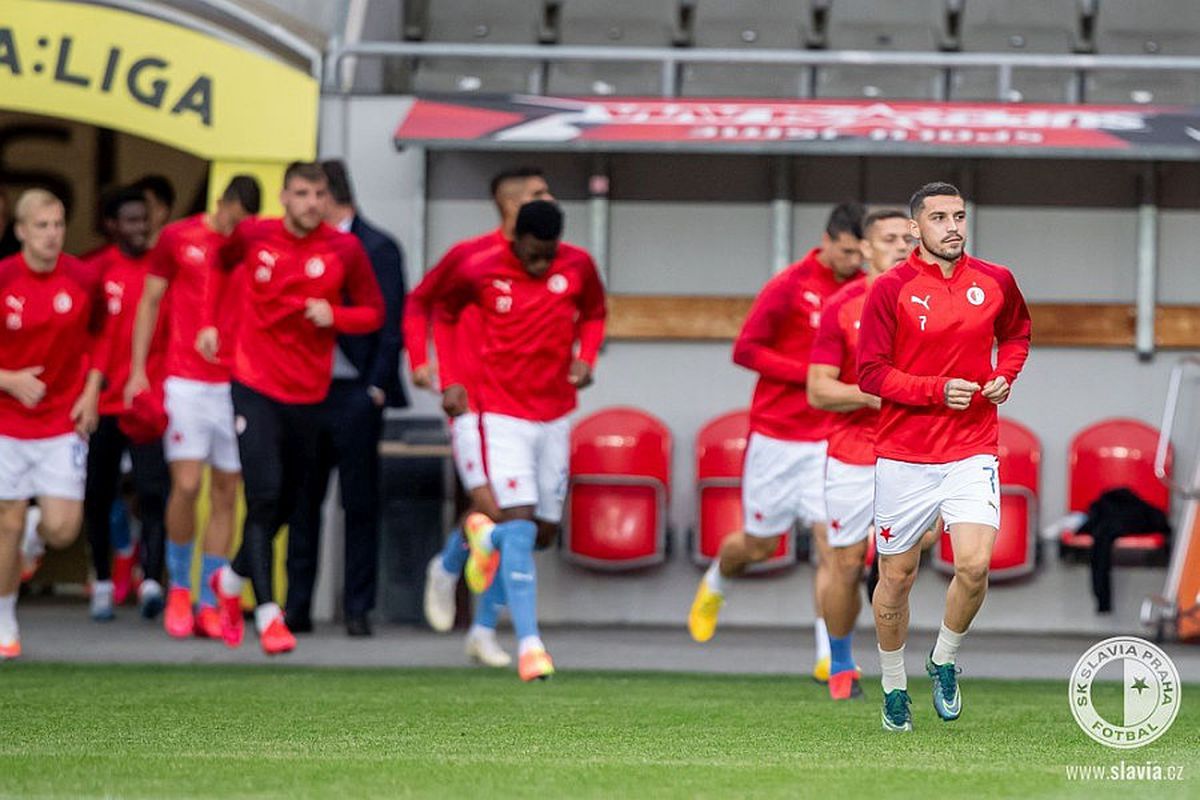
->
xmin=403 ymin=228 xmax=503 ymax=412
xmin=150 ymin=214 xmax=237 ymax=383
xmin=809 ymin=277 xmax=876 ymax=466
xmin=0 ymin=253 xmax=105 ymax=439
xmin=436 ymin=240 xmax=606 ymax=422
xmin=211 ymin=218 xmax=385 ymax=405
xmin=734 ymin=248 xmax=860 ymax=442
xmin=88 ymin=245 xmax=169 ymax=416
xmin=856 ymin=250 xmax=1031 ymax=464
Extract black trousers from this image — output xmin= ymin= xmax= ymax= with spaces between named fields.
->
xmin=230 ymin=382 xmax=321 ymax=606
xmin=285 ymin=380 xmax=382 ymax=619
xmin=83 ymin=414 xmax=169 ymax=583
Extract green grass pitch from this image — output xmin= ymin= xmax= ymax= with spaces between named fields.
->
xmin=0 ymin=663 xmax=1195 ymax=799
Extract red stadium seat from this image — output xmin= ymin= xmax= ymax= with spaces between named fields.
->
xmin=564 ymin=407 xmax=671 ymax=569
xmin=1062 ymin=418 xmax=1172 ymax=555
xmin=934 ymin=417 xmax=1041 ymax=580
xmin=693 ymin=410 xmax=794 ymax=571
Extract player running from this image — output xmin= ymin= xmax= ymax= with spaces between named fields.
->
xmin=0 ymin=189 xmax=105 ymax=659
xmin=83 ymin=186 xmax=172 ymax=622
xmin=857 ymin=182 xmax=1031 ymax=732
xmin=689 ymin=203 xmax=865 ymax=683
xmin=125 ymin=175 xmax=260 ymax=640
xmin=807 ymin=209 xmax=914 ymax=701
xmin=415 ymin=167 xmax=553 ymax=668
xmin=443 ymin=200 xmax=606 ymax=681
xmin=201 ymin=162 xmax=384 ymax=655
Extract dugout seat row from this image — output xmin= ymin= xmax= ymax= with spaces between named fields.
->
xmin=559 ymin=408 xmax=1172 ymax=574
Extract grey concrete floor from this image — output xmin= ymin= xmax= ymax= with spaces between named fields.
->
xmin=9 ymin=600 xmax=1200 ymax=683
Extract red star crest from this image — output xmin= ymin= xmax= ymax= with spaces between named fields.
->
xmin=753 ymin=511 xmax=764 ymax=522
xmin=830 ymin=519 xmax=842 ymax=531
xmin=879 ymin=527 xmax=893 ymax=542
xmin=171 ymin=431 xmax=184 ymax=444
xmin=506 ymin=477 xmax=519 ymax=490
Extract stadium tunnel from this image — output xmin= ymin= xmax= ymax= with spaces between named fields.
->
xmin=0 ymin=0 xmax=319 ymax=587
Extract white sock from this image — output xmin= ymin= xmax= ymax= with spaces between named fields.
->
xmin=0 ymin=593 xmax=17 ymax=641
xmin=218 ymin=565 xmax=245 ymax=596
xmin=814 ymin=617 xmax=831 ymax=660
xmin=931 ymin=622 xmax=966 ymax=666
xmin=254 ymin=602 xmax=283 ymax=633
xmin=139 ymin=579 xmax=163 ymax=600
xmin=93 ymin=580 xmax=114 ymax=596
xmin=22 ymin=508 xmax=44 ymax=559
xmin=879 ymin=644 xmax=907 ymax=692
xmin=518 ymin=635 xmax=545 ymax=655
xmin=703 ymin=561 xmax=726 ymax=595
xmin=469 ymin=623 xmax=497 ymax=641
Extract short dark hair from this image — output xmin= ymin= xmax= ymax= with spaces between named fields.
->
xmin=133 ymin=174 xmax=175 ymax=210
xmin=514 ymin=200 xmax=563 ymax=241
xmin=283 ymin=161 xmax=327 ymax=188
xmin=909 ymin=182 xmax=963 ymax=217
xmin=825 ymin=202 xmax=865 ymax=240
xmin=863 ymin=208 xmax=910 ymax=235
xmin=221 ymin=175 xmax=261 ymax=215
xmin=101 ymin=185 xmax=147 ymax=221
xmin=320 ymin=159 xmax=355 ymax=206
xmin=490 ymin=166 xmax=545 ymax=199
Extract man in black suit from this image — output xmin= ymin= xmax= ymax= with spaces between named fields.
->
xmin=285 ymin=159 xmax=407 ymax=637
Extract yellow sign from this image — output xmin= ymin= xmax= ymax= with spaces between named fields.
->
xmin=0 ymin=0 xmax=318 ymax=161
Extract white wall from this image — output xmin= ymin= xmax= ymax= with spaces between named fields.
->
xmin=320 ymin=95 xmax=1197 ymax=630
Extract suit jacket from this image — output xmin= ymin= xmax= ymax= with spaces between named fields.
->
xmin=340 ymin=214 xmax=407 ymax=408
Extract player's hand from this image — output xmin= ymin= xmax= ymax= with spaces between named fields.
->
xmin=981 ymin=376 xmax=1011 ymax=405
xmin=196 ymin=327 xmax=221 ymax=363
xmin=864 ymin=393 xmax=882 ymax=411
xmin=412 ymin=363 xmax=437 ymax=391
xmin=442 ymin=384 xmax=468 ymax=418
xmin=367 ymin=386 xmax=386 ymax=408
xmin=70 ymin=385 xmax=100 ymax=438
xmin=943 ymin=378 xmax=981 ymax=411
xmin=305 ymin=298 xmax=334 ymax=328
xmin=567 ymin=359 xmax=593 ymax=389
xmin=124 ymin=370 xmax=150 ymax=409
xmin=4 ymin=366 xmax=46 ymax=408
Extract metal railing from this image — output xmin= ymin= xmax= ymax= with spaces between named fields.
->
xmin=324 ymin=40 xmax=1200 ymax=100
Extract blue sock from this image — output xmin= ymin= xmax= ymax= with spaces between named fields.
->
xmin=473 ymin=571 xmax=507 ymax=629
xmin=199 ymin=555 xmax=226 ymax=608
xmin=492 ymin=520 xmax=538 ymax=642
xmin=440 ymin=527 xmax=469 ymax=575
xmin=109 ymin=499 xmax=131 ymax=552
xmin=829 ymin=632 xmax=855 ymax=676
xmin=166 ymin=540 xmax=194 ymax=591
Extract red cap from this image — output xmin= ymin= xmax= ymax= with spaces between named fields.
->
xmin=118 ymin=390 xmax=169 ymax=445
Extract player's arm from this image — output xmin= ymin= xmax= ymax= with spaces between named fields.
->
xmin=310 ymin=239 xmax=384 ymax=334
xmin=198 ymin=219 xmax=250 ymax=361
xmin=981 ymin=270 xmax=1033 ymax=405
xmin=732 ymin=275 xmax=810 ymax=385
xmin=0 ymin=367 xmax=47 ymax=408
xmin=807 ymin=295 xmax=879 ymax=412
xmin=857 ymin=277 xmax=970 ymax=408
xmin=405 ymin=243 xmax=469 ymax=389
xmin=431 ymin=268 xmax=477 ymax=416
xmin=570 ymin=254 xmax=607 ymax=389
xmin=126 ymin=273 xmax=169 ymax=406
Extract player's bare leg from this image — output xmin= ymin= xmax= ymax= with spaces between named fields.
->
xmin=35 ymin=497 xmax=83 ymax=550
xmin=164 ymin=460 xmax=203 ymax=636
xmin=810 ymin=522 xmax=833 ymax=680
xmin=823 ymin=538 xmax=868 ymax=698
xmin=925 ymin=522 xmax=997 ymax=722
xmin=0 ymin=500 xmax=23 ymax=657
xmin=205 ymin=469 xmax=239 ymax=559
xmin=425 ymin=485 xmax=504 ymax=636
xmin=687 ymin=532 xmax=781 ymax=643
xmin=874 ymin=544 xmax=920 ymax=730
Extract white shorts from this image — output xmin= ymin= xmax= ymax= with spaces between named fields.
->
xmin=450 ymin=412 xmax=489 ymax=492
xmin=481 ymin=412 xmax=569 ymax=523
xmin=742 ymin=433 xmax=826 ymax=537
xmin=0 ymin=433 xmax=88 ymax=501
xmin=824 ymin=457 xmax=874 ymax=548
xmin=163 ymin=377 xmax=241 ymax=473
xmin=874 ymin=454 xmax=1000 ymax=556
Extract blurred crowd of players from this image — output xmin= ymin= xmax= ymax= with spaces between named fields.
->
xmin=0 ymin=164 xmax=1030 ymax=732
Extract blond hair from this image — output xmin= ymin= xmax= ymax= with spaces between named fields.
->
xmin=15 ymin=189 xmax=64 ymax=223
